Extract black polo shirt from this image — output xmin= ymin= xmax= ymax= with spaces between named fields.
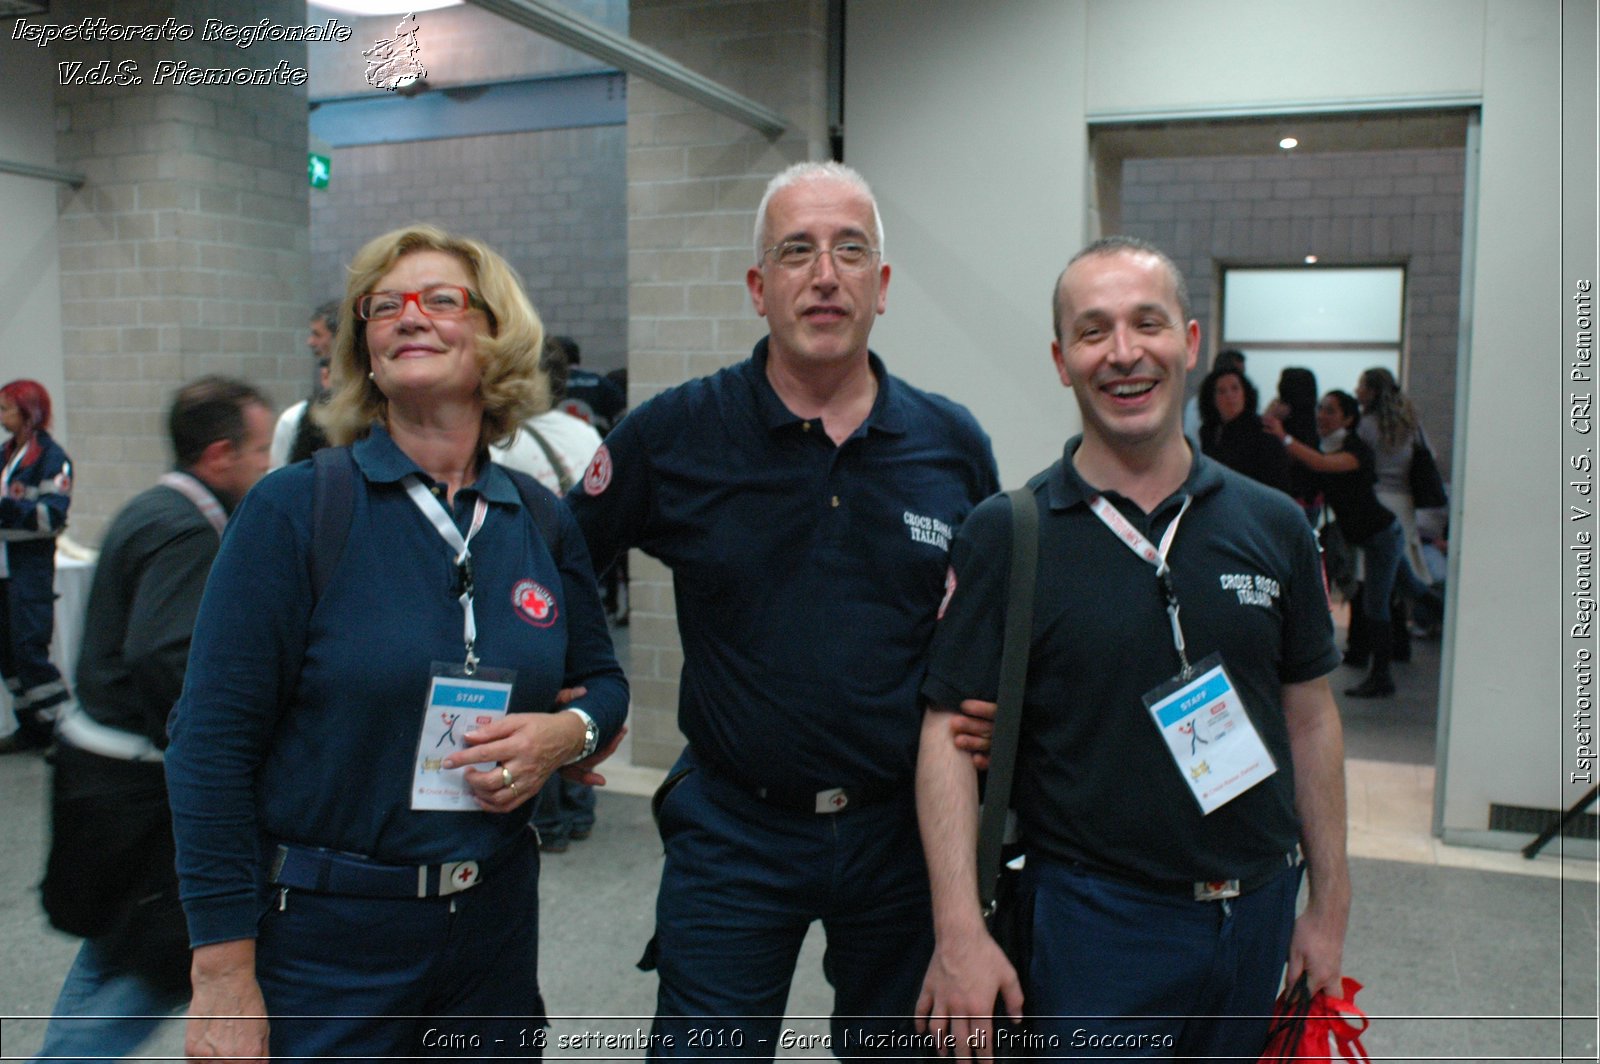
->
xmin=568 ymin=337 xmax=998 ymax=793
xmin=924 ymin=438 xmax=1339 ymax=885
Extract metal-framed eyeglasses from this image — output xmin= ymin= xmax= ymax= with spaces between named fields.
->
xmin=762 ymin=240 xmax=880 ymax=273
xmin=356 ymin=284 xmax=487 ymax=322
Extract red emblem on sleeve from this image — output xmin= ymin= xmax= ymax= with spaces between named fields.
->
xmin=583 ymin=444 xmax=613 ymax=496
xmin=937 ymin=566 xmax=957 ymax=620
xmin=511 ymin=579 xmax=559 ymax=628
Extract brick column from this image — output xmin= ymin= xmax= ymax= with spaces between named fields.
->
xmin=51 ymin=0 xmax=310 ymax=541
xmin=624 ymin=0 xmax=830 ymax=768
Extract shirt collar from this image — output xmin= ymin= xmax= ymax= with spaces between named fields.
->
xmin=1045 ymin=434 xmax=1225 ymax=515
xmin=352 ymin=422 xmax=520 ymax=506
xmin=745 ymin=336 xmax=906 ymax=437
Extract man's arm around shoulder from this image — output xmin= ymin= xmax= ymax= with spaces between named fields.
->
xmin=915 ymin=704 xmax=1022 ymax=1061
xmin=1282 ymin=675 xmax=1351 ymax=997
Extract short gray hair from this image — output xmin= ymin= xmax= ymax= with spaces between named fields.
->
xmin=752 ymin=161 xmax=886 ymax=264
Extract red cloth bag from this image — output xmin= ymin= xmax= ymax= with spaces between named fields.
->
xmin=1260 ymin=975 xmax=1371 ymax=1062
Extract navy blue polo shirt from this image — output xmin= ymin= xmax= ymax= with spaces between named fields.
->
xmin=167 ymin=424 xmax=627 ymax=947
xmin=568 ymin=338 xmax=998 ymax=794
xmin=924 ymin=439 xmax=1339 ymax=885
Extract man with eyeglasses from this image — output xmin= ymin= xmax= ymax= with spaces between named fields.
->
xmin=567 ymin=160 xmax=998 ymax=1059
xmin=268 ymin=299 xmax=339 ymax=469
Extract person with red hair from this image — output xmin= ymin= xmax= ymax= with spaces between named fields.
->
xmin=0 ymin=379 xmax=73 ymax=753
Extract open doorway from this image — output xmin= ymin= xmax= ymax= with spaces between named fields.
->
xmin=1089 ymin=109 xmax=1473 ymax=849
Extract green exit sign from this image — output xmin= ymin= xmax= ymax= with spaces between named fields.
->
xmin=308 ymin=153 xmax=331 ymax=189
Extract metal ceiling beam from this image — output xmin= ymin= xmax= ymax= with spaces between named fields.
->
xmin=465 ymin=0 xmax=788 ymax=138
xmin=0 ymin=159 xmax=86 ymax=189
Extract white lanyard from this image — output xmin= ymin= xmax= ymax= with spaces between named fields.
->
xmin=404 ymin=475 xmax=489 ymax=674
xmin=1089 ymin=493 xmax=1196 ymax=678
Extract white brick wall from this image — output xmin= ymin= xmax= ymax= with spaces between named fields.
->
xmin=1122 ymin=146 xmax=1465 ymax=476
xmin=52 ymin=0 xmax=310 ymax=542
xmin=623 ymin=0 xmax=830 ymax=769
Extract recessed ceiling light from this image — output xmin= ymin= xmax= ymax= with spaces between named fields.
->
xmin=1279 ymin=136 xmax=1299 ymax=150
xmin=1304 ymin=254 xmax=1319 ymax=264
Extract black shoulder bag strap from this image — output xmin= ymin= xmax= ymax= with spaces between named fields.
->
xmin=520 ymin=424 xmax=576 ymax=495
xmin=977 ymin=486 xmax=1039 ymax=914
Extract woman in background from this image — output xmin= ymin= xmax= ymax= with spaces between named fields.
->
xmin=1197 ymin=365 xmax=1291 ymax=493
xmin=1357 ymin=367 xmax=1439 ymax=567
xmin=1268 ymin=367 xmax=1321 ymax=524
xmin=0 ymin=379 xmax=72 ymax=753
xmin=1357 ymin=367 xmax=1440 ymax=660
xmin=1266 ymin=391 xmax=1404 ymax=698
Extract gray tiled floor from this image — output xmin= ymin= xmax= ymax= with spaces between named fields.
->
xmin=1 ymin=625 xmax=1596 ymax=1061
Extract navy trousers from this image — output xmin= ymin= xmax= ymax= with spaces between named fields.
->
xmin=647 ymin=750 xmax=934 ymax=1062
xmin=1 ymin=540 xmax=68 ymax=740
xmin=533 ymin=775 xmax=596 ymax=845
xmin=255 ymin=833 xmax=547 ymax=1059
xmin=1020 ymin=857 xmax=1302 ymax=1062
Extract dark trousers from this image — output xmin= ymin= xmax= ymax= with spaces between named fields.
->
xmin=1023 ymin=857 xmax=1303 ymax=1062
xmin=533 ymin=775 xmax=596 ymax=844
xmin=256 ymin=835 xmax=547 ymax=1059
xmin=1 ymin=541 xmax=67 ymax=738
xmin=647 ymin=750 xmax=933 ymax=1061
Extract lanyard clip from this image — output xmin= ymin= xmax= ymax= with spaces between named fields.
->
xmin=1156 ymin=568 xmax=1178 ymax=609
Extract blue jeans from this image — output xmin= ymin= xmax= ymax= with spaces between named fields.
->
xmin=1356 ymin=521 xmax=1433 ymax=624
xmin=31 ymin=938 xmax=188 ymax=1062
xmin=1022 ymin=858 xmax=1303 ymax=1062
xmin=256 ymin=833 xmax=546 ymax=1059
xmin=647 ymin=750 xmax=934 ymax=1061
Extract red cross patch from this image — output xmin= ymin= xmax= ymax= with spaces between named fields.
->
xmin=511 ymin=579 xmax=559 ymax=628
xmin=583 ymin=444 xmax=612 ymax=496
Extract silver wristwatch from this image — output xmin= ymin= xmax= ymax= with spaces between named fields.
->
xmin=564 ymin=707 xmax=599 ymax=764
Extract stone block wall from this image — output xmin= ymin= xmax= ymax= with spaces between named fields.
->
xmin=623 ymin=0 xmax=831 ymax=768
xmin=50 ymin=0 xmax=310 ymax=541
xmin=308 ymin=125 xmax=628 ymax=373
xmin=1121 ymin=146 xmax=1466 ymax=476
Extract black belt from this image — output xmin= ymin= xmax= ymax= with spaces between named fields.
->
xmin=269 ymin=828 xmax=535 ymax=899
xmin=691 ymin=748 xmax=905 ymax=815
xmin=1055 ymin=845 xmax=1303 ymax=902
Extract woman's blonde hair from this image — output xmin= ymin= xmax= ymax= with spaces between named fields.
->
xmin=318 ymin=224 xmax=548 ymax=449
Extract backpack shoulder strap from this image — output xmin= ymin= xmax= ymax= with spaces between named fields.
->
xmin=501 ymin=466 xmax=562 ymax=550
xmin=310 ymin=445 xmax=358 ymax=601
xmin=976 ymin=486 xmax=1040 ymax=912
